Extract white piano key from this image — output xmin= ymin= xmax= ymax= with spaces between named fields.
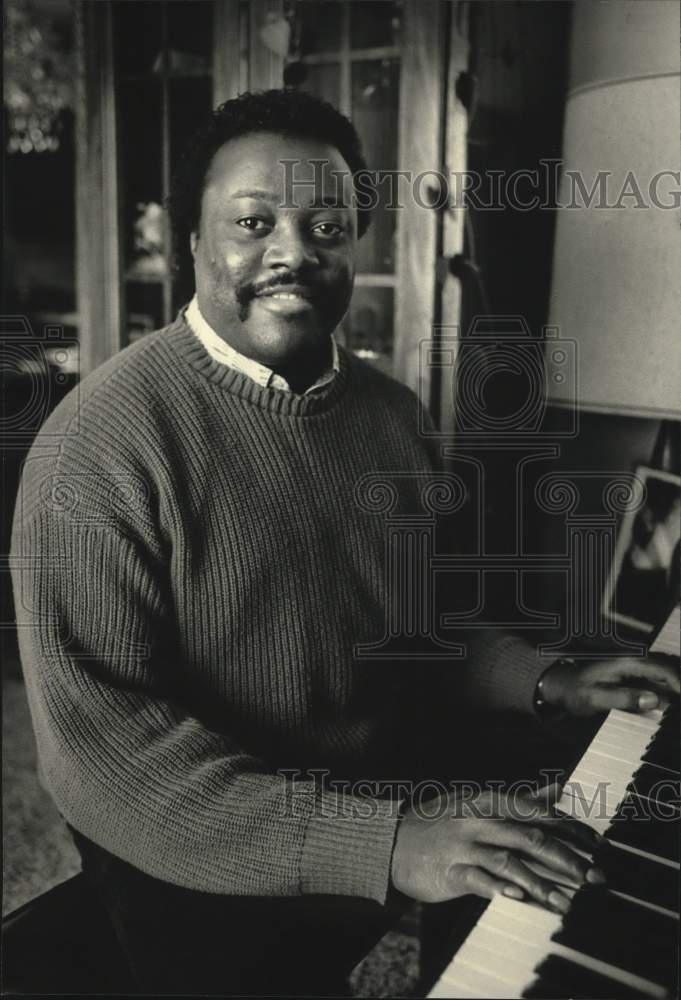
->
xmin=440 ymin=959 xmax=522 ymax=998
xmin=599 ymin=714 xmax=657 ymax=740
xmin=569 ymin=764 xmax=630 ymax=795
xmin=610 ymin=708 xmax=663 ymax=729
xmin=650 ymin=605 xmax=680 ymax=656
xmin=593 ymin=728 xmax=650 ymax=757
xmin=428 ymin=976 xmax=480 ymax=999
xmin=595 ymin=728 xmax=649 ymax=749
xmin=477 ymin=912 xmax=551 ymax=964
xmin=482 ymin=895 xmax=562 ymax=936
xmin=454 ymin=952 xmax=527 ymax=994
xmin=456 ymin=937 xmax=538 ymax=986
xmin=563 ymin=779 xmax=624 ymax=815
xmin=577 ymin=749 xmax=641 ymax=781
xmin=556 ymin=793 xmax=612 ymax=833
xmin=589 ymin=741 xmax=646 ymax=767
xmin=461 ymin=925 xmax=544 ymax=969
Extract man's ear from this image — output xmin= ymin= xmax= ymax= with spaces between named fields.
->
xmin=190 ymin=231 xmax=198 ymax=258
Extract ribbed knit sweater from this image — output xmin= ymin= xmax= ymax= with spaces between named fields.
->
xmin=11 ymin=313 xmax=544 ymax=905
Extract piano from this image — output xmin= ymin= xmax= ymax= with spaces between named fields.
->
xmin=427 ymin=607 xmax=680 ymax=999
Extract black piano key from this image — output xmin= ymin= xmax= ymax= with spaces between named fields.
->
xmin=631 ymin=762 xmax=681 ymax=810
xmin=552 ymin=888 xmax=679 ymax=986
xmin=642 ymin=736 xmax=680 ymax=774
xmin=591 ymin=841 xmax=680 ymax=912
xmin=605 ymin=794 xmax=681 ymax=863
xmin=523 ymin=954 xmax=651 ymax=999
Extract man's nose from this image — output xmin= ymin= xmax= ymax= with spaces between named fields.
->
xmin=262 ymin=223 xmax=319 ymax=271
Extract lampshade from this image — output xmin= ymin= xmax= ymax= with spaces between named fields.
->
xmin=547 ymin=0 xmax=681 ymax=419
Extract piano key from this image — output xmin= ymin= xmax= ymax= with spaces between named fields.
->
xmin=460 ymin=925 xmax=545 ymax=967
xmin=428 ymin=884 xmax=673 ymax=998
xmin=642 ymin=736 xmax=681 ymax=775
xmin=603 ymin=709 xmax=661 ymax=732
xmin=440 ymin=958 xmax=522 ymax=998
xmin=606 ymin=797 xmax=680 ymax=864
xmin=456 ymin=939 xmax=533 ymax=979
xmin=553 ymin=889 xmax=679 ymax=985
xmin=523 ymin=954 xmax=657 ymax=999
xmin=483 ymin=895 xmax=562 ymax=934
xmin=595 ymin=718 xmax=655 ymax=744
xmin=649 ymin=605 xmax=680 ymax=656
xmin=630 ymin=763 xmax=681 ymax=809
xmin=428 ymin=976 xmax=480 ymax=999
xmin=481 ymin=896 xmax=669 ymax=998
xmin=427 ymin=652 xmax=679 ymax=1000
xmin=591 ymin=840 xmax=680 ymax=913
xmin=562 ymin=778 xmax=627 ymax=817
xmin=556 ymin=789 xmax=615 ymax=835
xmin=578 ymin=748 xmax=647 ymax=781
xmin=593 ymin=730 xmax=655 ymax=762
xmin=567 ymin=771 xmax=680 ymax=819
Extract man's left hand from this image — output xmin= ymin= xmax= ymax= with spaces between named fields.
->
xmin=539 ymin=655 xmax=680 ymax=716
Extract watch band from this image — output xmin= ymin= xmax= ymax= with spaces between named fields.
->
xmin=534 ymin=657 xmax=576 ymax=713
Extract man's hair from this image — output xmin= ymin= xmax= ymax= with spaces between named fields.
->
xmin=168 ymin=88 xmax=373 ymax=282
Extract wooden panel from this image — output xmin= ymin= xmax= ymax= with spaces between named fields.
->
xmin=393 ymin=0 xmax=447 ymax=411
xmin=74 ymin=0 xmax=121 ymax=376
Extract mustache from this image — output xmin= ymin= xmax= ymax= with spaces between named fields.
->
xmin=235 ymin=274 xmax=320 ymax=308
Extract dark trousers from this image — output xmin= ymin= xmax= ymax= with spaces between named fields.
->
xmin=69 ymin=825 xmax=399 ymax=997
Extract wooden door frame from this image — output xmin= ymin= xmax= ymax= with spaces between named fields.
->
xmin=74 ymin=0 xmax=121 ymax=378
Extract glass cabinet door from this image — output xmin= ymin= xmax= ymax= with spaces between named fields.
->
xmin=112 ymin=0 xmax=214 ymax=345
xmin=292 ymin=0 xmax=402 ymax=376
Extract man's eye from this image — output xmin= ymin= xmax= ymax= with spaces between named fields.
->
xmin=312 ymin=222 xmax=344 ymax=239
xmin=236 ymin=217 xmax=270 ymax=231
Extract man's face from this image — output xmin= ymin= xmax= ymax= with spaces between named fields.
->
xmin=191 ymin=131 xmax=357 ymax=369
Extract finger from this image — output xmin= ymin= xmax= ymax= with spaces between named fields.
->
xmin=587 ymin=657 xmax=680 ymax=694
xmin=498 ymin=784 xmax=570 ymax=827
xmin=474 ymin=844 xmax=573 ymax=914
xmin=491 ymin=783 xmax=561 ymax=822
xmin=644 ymin=654 xmax=681 ymax=693
xmin=475 ymin=820 xmax=603 ymax=889
xmin=535 ymin=814 xmax=603 ymax=855
xmin=455 ymin=864 xmax=526 ymax=903
xmin=581 ymin=686 xmax=662 ymax=714
xmin=631 ymin=657 xmax=679 ymax=692
xmin=496 ymin=789 xmax=603 ymax=855
xmin=535 ymin=780 xmax=563 ymax=807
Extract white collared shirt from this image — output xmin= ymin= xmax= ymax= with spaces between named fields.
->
xmin=185 ymin=295 xmax=339 ymax=395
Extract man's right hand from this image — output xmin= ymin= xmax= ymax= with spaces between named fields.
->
xmin=391 ymin=785 xmax=606 ymax=913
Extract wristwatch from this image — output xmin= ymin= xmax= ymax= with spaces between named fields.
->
xmin=533 ymin=657 xmax=576 ymax=714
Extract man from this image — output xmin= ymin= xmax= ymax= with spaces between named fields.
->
xmin=11 ymin=90 xmax=678 ymax=995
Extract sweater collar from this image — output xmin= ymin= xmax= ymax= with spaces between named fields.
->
xmin=184 ymin=295 xmax=340 ymax=395
xmin=165 ymin=311 xmax=353 ymax=418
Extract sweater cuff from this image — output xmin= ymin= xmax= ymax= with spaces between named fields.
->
xmin=300 ymin=791 xmax=401 ymax=904
xmin=509 ymin=638 xmax=552 ymax=715
xmin=464 ymin=631 xmax=549 ymax=715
